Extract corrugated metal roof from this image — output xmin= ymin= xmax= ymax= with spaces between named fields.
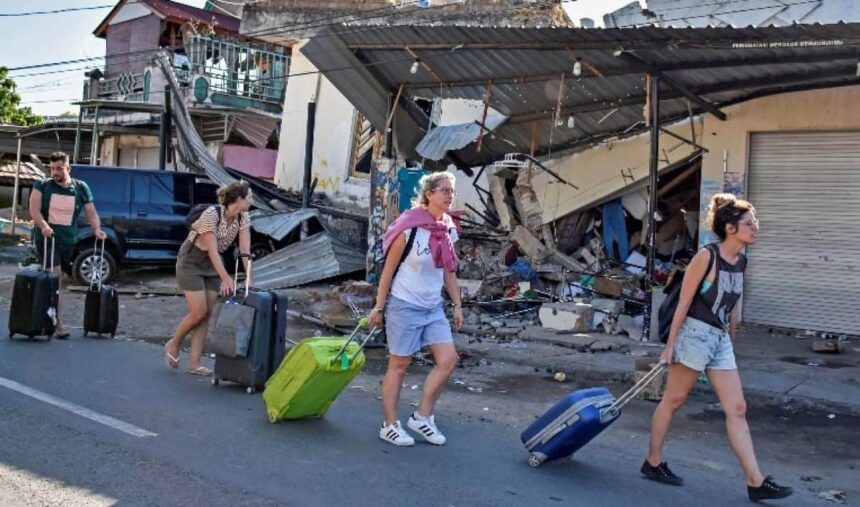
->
xmin=303 ymin=22 xmax=860 ymax=167
xmin=252 ymin=233 xmax=366 ymax=290
xmin=416 ymin=114 xmax=506 ymax=160
xmin=0 ymin=162 xmax=45 ymax=184
xmin=249 ymin=208 xmax=320 ymax=241
xmin=604 ymin=0 xmax=860 ymax=29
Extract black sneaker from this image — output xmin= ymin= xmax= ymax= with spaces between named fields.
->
xmin=640 ymin=460 xmax=684 ymax=486
xmin=748 ymin=476 xmax=793 ymax=502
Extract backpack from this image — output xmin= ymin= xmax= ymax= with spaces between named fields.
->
xmin=657 ymin=244 xmax=716 ymax=343
xmin=369 ymin=227 xmax=417 ymax=285
xmin=185 ymin=204 xmax=221 ymax=231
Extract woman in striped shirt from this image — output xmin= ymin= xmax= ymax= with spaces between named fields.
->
xmin=164 ymin=180 xmax=253 ymax=376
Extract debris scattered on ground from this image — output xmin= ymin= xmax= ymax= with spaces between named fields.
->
xmin=813 ymin=339 xmax=846 ymax=354
xmin=827 ymin=414 xmax=836 ymax=419
xmin=553 ymin=372 xmax=567 ymax=382
xmin=816 ymin=490 xmax=847 ymax=504
xmin=799 ymin=475 xmax=822 ymax=482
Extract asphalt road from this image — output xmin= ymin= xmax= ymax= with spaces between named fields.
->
xmin=0 ymin=314 xmax=851 ymax=506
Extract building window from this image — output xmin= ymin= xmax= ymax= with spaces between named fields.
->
xmin=349 ymin=112 xmax=379 ymax=179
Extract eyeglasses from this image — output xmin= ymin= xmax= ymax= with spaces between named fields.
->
xmin=740 ymin=219 xmax=760 ymax=229
xmin=433 ymin=188 xmax=457 ymax=196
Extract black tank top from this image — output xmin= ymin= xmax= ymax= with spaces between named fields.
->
xmin=687 ymin=244 xmax=747 ymax=330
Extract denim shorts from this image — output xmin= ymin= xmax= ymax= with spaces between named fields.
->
xmin=672 ymin=317 xmax=737 ymax=371
xmin=385 ymin=296 xmax=453 ymax=357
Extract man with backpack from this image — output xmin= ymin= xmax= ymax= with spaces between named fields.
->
xmin=29 ymin=151 xmax=106 ymax=339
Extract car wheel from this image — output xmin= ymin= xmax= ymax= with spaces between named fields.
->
xmin=251 ymin=242 xmax=274 ymax=261
xmin=73 ymin=247 xmax=117 ymax=285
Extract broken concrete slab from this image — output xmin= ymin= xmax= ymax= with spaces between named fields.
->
xmin=591 ymin=298 xmax=624 ymax=316
xmin=488 ymin=167 xmax=515 ymax=231
xmin=550 ymin=249 xmax=586 ymax=273
xmin=538 ymin=302 xmax=594 ymax=332
xmin=512 ymin=225 xmax=551 ymax=262
xmin=512 ymin=183 xmax=544 ymax=233
xmin=519 ymin=325 xmax=596 ymax=351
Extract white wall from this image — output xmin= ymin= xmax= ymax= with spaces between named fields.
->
xmin=110 ymin=2 xmax=151 ymax=25
xmin=274 ymin=43 xmax=369 ymax=212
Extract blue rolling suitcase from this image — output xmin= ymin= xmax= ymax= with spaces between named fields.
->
xmin=521 ymin=362 xmax=666 ymax=467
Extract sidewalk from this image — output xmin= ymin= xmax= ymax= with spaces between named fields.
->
xmin=455 ymin=323 xmax=860 ymax=416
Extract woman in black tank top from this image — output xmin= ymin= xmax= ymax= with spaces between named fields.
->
xmin=640 ymin=194 xmax=793 ymax=501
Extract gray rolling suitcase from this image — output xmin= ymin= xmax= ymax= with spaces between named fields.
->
xmin=212 ymin=256 xmax=288 ymax=394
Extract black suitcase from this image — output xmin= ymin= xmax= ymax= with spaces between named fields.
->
xmin=9 ymin=238 xmax=60 ymax=340
xmin=213 ymin=256 xmax=289 ymax=394
xmin=83 ymin=238 xmax=119 ymax=338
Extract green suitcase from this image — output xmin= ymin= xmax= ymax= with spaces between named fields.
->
xmin=263 ymin=324 xmax=378 ymax=422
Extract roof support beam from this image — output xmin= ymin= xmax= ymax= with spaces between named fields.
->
xmin=507 ymin=64 xmax=860 ymax=125
xmin=402 ymin=47 xmax=860 ymax=91
xmin=617 ymin=52 xmax=726 ymax=121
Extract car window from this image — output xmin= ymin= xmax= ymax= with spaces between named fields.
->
xmin=173 ymin=175 xmax=192 ymax=205
xmin=80 ymin=169 xmax=128 ymax=204
xmin=149 ymin=174 xmax=190 ymax=215
xmin=194 ymin=181 xmax=219 ymax=205
xmin=133 ymin=174 xmax=150 ymax=205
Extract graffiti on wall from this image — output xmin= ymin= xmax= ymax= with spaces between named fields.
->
xmin=366 ymin=159 xmax=400 ymax=284
xmin=723 ymin=171 xmax=745 ymax=197
xmin=312 ymin=172 xmax=340 ymax=192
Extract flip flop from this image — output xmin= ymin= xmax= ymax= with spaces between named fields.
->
xmin=187 ymin=366 xmax=213 ymax=377
xmin=54 ymin=331 xmax=70 ymax=340
xmin=164 ymin=345 xmax=180 ymax=369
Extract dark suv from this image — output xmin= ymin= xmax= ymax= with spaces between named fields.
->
xmin=65 ymin=165 xmax=273 ymax=284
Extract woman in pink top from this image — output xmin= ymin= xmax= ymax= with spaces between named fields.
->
xmin=369 ymin=171 xmax=464 ymax=447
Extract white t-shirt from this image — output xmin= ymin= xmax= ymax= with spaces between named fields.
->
xmin=389 ymin=226 xmax=458 ymax=309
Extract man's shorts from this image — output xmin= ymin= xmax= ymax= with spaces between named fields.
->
xmin=384 ymin=296 xmax=453 ymax=357
xmin=35 ymin=239 xmax=75 ymax=276
xmin=672 ymin=317 xmax=737 ymax=371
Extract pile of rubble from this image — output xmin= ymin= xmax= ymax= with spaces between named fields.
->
xmin=451 ymin=154 xmax=701 ymax=345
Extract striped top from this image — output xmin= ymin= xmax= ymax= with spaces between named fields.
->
xmin=188 ymin=205 xmax=250 ymax=253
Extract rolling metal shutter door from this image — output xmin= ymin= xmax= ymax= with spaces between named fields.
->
xmin=745 ymin=132 xmax=860 ymax=335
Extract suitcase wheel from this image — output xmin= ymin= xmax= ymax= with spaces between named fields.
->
xmin=528 ymin=454 xmax=544 ymax=468
xmin=212 ymin=377 xmax=220 ymax=386
xmin=83 ymin=331 xmax=88 ymax=337
xmin=268 ymin=411 xmax=278 ymax=424
xmin=245 ymin=386 xmax=255 ymax=395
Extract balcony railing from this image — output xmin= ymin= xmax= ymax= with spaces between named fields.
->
xmin=186 ymin=35 xmax=289 ymax=105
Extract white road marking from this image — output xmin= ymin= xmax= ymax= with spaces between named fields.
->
xmin=0 ymin=376 xmax=157 ymax=438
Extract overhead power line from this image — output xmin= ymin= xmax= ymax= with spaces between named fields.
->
xmin=0 ymin=4 xmax=115 ymax=17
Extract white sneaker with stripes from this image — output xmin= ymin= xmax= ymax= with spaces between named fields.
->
xmin=407 ymin=413 xmax=446 ymax=445
xmin=379 ymin=420 xmax=415 ymax=446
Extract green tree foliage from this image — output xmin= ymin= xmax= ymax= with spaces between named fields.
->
xmin=0 ymin=67 xmax=42 ymax=126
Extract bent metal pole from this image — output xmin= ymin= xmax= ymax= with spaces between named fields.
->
xmin=642 ymin=73 xmax=660 ymax=342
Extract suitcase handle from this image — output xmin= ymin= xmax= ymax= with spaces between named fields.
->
xmin=603 ymin=361 xmax=667 ymax=417
xmin=42 ymin=236 xmax=55 ymax=272
xmin=232 ymin=253 xmax=252 ymax=297
xmin=91 ymin=236 xmax=107 ymax=291
xmin=330 ymin=318 xmax=379 ymax=368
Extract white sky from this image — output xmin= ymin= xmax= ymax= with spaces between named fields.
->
xmin=2 ymin=0 xmax=640 ymax=117
xmin=563 ymin=0 xmax=642 ymax=26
